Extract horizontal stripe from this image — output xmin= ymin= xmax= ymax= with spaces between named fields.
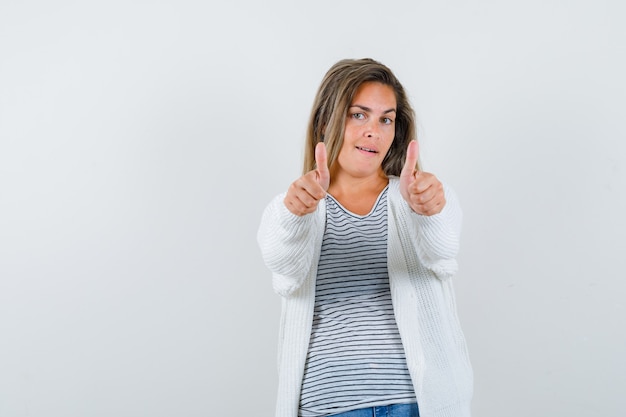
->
xmin=299 ymin=187 xmax=415 ymax=417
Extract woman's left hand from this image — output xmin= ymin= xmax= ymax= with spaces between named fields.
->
xmin=400 ymin=141 xmax=446 ymax=216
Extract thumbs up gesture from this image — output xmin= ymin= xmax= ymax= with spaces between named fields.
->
xmin=284 ymin=142 xmax=331 ymax=216
xmin=400 ymin=141 xmax=446 ymax=216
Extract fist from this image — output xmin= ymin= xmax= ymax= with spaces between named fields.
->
xmin=284 ymin=142 xmax=330 ymax=216
xmin=400 ymin=141 xmax=446 ymax=216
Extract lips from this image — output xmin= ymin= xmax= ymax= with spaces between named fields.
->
xmin=356 ymin=146 xmax=377 ymax=153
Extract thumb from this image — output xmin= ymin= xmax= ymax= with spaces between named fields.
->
xmin=400 ymin=140 xmax=419 ymax=179
xmin=315 ymin=142 xmax=330 ymax=191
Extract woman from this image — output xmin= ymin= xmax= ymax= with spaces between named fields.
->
xmin=258 ymin=58 xmax=473 ymax=417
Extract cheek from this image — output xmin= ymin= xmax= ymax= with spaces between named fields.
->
xmin=343 ymin=124 xmax=359 ymax=139
xmin=382 ymin=135 xmax=395 ymax=155
xmin=337 ymin=138 xmax=352 ymax=159
xmin=383 ymin=128 xmax=395 ymax=143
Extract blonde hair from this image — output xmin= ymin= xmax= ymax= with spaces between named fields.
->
xmin=303 ymin=58 xmax=419 ymax=175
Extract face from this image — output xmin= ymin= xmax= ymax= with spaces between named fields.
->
xmin=334 ymin=81 xmax=397 ymax=179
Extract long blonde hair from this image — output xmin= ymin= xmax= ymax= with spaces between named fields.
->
xmin=303 ymin=58 xmax=419 ymax=175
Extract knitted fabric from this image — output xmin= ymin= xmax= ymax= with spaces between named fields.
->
xmin=258 ymin=177 xmax=473 ymax=417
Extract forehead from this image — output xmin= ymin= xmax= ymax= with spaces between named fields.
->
xmin=352 ymin=81 xmax=397 ymax=107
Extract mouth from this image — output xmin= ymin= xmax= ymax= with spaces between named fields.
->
xmin=356 ymin=146 xmax=378 ymax=153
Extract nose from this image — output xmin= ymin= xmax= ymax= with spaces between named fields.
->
xmin=365 ymin=120 xmax=380 ymax=139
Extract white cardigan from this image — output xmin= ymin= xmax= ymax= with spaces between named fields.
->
xmin=258 ymin=178 xmax=473 ymax=417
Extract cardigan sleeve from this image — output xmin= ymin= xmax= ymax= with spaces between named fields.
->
xmin=406 ymin=184 xmax=463 ymax=280
xmin=257 ymin=193 xmax=321 ymax=296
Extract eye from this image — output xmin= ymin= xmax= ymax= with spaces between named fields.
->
xmin=382 ymin=117 xmax=394 ymax=125
xmin=352 ymin=112 xmax=365 ymax=120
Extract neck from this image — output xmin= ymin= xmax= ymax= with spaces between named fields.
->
xmin=327 ymin=170 xmax=389 ymax=215
xmin=328 ymin=173 xmax=388 ymax=195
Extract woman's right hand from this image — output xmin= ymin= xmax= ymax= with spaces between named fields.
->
xmin=284 ymin=142 xmax=330 ymax=216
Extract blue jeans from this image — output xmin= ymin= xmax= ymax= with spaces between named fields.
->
xmin=328 ymin=403 xmax=419 ymax=417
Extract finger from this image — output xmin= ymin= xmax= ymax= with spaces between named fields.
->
xmin=297 ymin=187 xmax=323 ymax=208
xmin=400 ymin=140 xmax=419 ymax=179
xmin=284 ymin=197 xmax=314 ymax=216
xmin=410 ymin=172 xmax=434 ymax=194
xmin=284 ymin=184 xmax=321 ymax=216
xmin=416 ymin=195 xmax=445 ymax=216
xmin=416 ymin=200 xmax=444 ymax=216
xmin=315 ymin=142 xmax=330 ymax=190
xmin=409 ymin=177 xmax=445 ymax=214
xmin=410 ymin=183 xmax=435 ymax=204
xmin=294 ymin=173 xmax=326 ymax=201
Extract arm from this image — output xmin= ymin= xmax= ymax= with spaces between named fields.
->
xmin=397 ymin=141 xmax=462 ymax=279
xmin=257 ymin=193 xmax=323 ymax=296
xmin=258 ymin=143 xmax=329 ymax=295
xmin=408 ymin=184 xmax=462 ymax=279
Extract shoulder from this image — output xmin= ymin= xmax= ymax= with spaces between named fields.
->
xmin=387 ymin=176 xmax=401 ymax=191
xmin=386 ymin=176 xmax=403 ymax=200
xmin=259 ymin=192 xmax=327 ymax=234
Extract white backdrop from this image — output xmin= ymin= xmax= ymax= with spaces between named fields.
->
xmin=1 ymin=1 xmax=624 ymax=416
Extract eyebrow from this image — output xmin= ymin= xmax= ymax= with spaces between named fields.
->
xmin=350 ymin=104 xmax=397 ymax=114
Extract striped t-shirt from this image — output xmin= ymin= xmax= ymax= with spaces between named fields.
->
xmin=298 ymin=186 xmax=416 ymax=417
